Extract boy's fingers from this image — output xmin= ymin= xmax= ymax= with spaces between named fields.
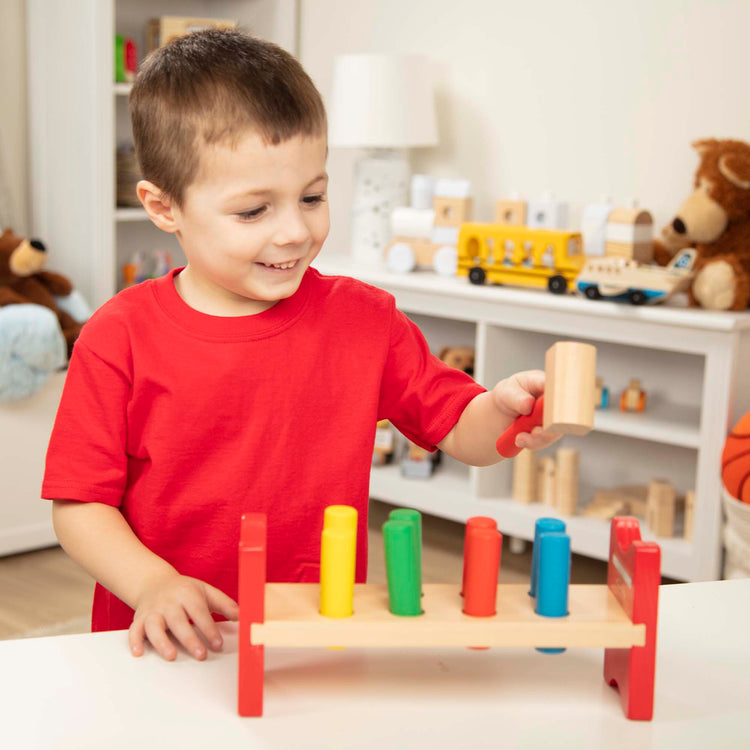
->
xmin=204 ymin=584 xmax=240 ymax=622
xmin=495 ymin=370 xmax=545 ymax=417
xmin=165 ymin=611 xmax=208 ymax=661
xmin=185 ymin=600 xmax=224 ymax=652
xmin=128 ymin=620 xmax=146 ymax=657
xmin=512 ymin=370 xmax=545 ymax=401
xmin=143 ymin=614 xmax=178 ymax=661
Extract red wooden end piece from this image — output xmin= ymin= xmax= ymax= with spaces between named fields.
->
xmin=238 ymin=513 xmax=267 ymax=717
xmin=495 ymin=395 xmax=545 ymax=458
xmin=603 ymin=516 xmax=660 ymax=720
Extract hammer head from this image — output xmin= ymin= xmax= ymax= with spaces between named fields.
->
xmin=542 ymin=342 xmax=597 ymax=436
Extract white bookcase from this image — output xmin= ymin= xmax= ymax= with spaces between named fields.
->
xmin=27 ymin=0 xmax=299 ymax=310
xmin=315 ymin=255 xmax=750 ymax=582
xmin=5 ymin=0 xmax=297 ymax=557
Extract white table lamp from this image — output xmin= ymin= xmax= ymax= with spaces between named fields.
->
xmin=329 ymin=54 xmax=438 ymax=264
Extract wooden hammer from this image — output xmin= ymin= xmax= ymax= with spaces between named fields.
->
xmin=496 ymin=341 xmax=597 ymax=458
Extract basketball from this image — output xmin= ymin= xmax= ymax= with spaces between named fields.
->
xmin=722 ymin=411 xmax=750 ymax=504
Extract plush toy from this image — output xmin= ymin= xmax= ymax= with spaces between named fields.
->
xmin=654 ymin=139 xmax=750 ymax=311
xmin=0 ymin=228 xmax=83 ymax=356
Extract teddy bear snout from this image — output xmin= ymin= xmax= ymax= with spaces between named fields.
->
xmin=30 ymin=239 xmax=47 ymax=252
xmin=8 ymin=239 xmax=48 ymax=277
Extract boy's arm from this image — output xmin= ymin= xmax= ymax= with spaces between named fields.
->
xmin=52 ymin=500 xmax=238 ymax=660
xmin=438 ymin=370 xmax=559 ymax=466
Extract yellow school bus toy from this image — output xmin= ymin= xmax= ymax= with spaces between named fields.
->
xmin=457 ymin=223 xmax=585 ymax=294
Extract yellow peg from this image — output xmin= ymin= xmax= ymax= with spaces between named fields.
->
xmin=320 ymin=505 xmax=357 ymax=618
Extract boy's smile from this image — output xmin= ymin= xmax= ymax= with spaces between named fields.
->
xmin=150 ymin=132 xmax=329 ymax=317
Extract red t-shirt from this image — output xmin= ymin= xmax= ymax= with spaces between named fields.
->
xmin=42 ymin=267 xmax=485 ymax=631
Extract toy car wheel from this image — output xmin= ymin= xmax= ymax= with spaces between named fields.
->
xmin=386 ymin=243 xmax=417 ymax=274
xmin=468 ymin=266 xmax=486 ymax=285
xmin=628 ymin=290 xmax=647 ymax=305
xmin=433 ymin=246 xmax=458 ymax=277
xmin=547 ymin=275 xmax=568 ymax=295
xmin=584 ymin=285 xmax=602 ymax=300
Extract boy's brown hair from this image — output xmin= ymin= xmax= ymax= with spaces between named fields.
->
xmin=130 ymin=28 xmax=327 ymax=207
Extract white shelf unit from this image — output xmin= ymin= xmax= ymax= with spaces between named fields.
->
xmin=10 ymin=0 xmax=298 ymax=556
xmin=28 ymin=0 xmax=299 ymax=310
xmin=314 ymin=256 xmax=750 ymax=582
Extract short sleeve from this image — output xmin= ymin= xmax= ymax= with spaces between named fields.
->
xmin=377 ymin=305 xmax=485 ymax=451
xmin=42 ymin=326 xmax=131 ymax=506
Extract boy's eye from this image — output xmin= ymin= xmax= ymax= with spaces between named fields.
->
xmin=237 ymin=206 xmax=266 ymax=221
xmin=302 ymin=194 xmax=326 ymax=207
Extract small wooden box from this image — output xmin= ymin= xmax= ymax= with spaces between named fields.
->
xmin=146 ymin=16 xmax=238 ymax=53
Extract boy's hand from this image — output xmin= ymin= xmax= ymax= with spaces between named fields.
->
xmin=491 ymin=370 xmax=561 ymax=452
xmin=128 ymin=574 xmax=239 ymax=661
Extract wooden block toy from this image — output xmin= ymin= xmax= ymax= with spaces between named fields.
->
xmin=583 ymin=485 xmax=648 ymax=520
xmin=605 ymin=206 xmax=654 ymax=265
xmin=462 ymin=523 xmax=502 ymax=617
xmin=595 ymin=376 xmax=609 ymax=409
xmin=461 ymin=517 xmax=498 ymax=597
xmin=320 ymin=506 xmax=357 ymax=618
xmin=512 ymin=448 xmax=538 ymax=503
xmin=555 ymin=448 xmax=580 ymax=516
xmin=526 ymin=193 xmax=570 ymax=230
xmin=603 ymin=517 xmax=661 ymax=720
xmin=581 ymin=199 xmax=614 ymax=257
xmin=410 ymin=174 xmax=435 ymax=210
xmin=496 ymin=341 xmax=597 ymax=458
xmin=494 ymin=198 xmax=527 ymax=226
xmin=389 ymin=508 xmax=423 ymax=592
xmin=646 ymin=480 xmax=676 ymax=538
xmin=383 ymin=514 xmax=422 ymax=615
xmin=620 ymin=379 xmax=647 ymax=412
xmin=539 ymin=455 xmax=557 ymax=506
xmin=534 ymin=530 xmax=571 ymax=654
xmin=529 ymin=517 xmax=566 ymax=599
xmin=237 ymin=512 xmax=661 ymax=720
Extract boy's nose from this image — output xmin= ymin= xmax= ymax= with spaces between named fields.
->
xmin=274 ymin=209 xmax=311 ymax=246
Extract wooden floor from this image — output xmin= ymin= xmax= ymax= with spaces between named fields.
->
xmin=0 ymin=500 xmax=608 ymax=640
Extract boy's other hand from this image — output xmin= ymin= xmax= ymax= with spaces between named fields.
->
xmin=492 ymin=369 xmax=561 ymax=452
xmin=128 ymin=574 xmax=239 ymax=661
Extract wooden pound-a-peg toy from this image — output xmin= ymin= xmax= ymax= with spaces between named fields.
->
xmin=496 ymin=341 xmax=597 ymax=458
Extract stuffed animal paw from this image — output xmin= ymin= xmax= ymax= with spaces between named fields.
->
xmin=692 ymin=260 xmax=737 ymax=310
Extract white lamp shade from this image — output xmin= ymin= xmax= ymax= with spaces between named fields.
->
xmin=328 ymin=54 xmax=439 ymax=148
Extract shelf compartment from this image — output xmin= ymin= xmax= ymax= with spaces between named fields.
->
xmin=593 ymin=401 xmax=701 ymax=448
xmin=369 ymin=463 xmax=693 ymax=580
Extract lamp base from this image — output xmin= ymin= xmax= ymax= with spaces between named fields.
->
xmin=350 ymin=149 xmax=409 ymax=266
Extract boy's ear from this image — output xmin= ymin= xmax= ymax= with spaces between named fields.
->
xmin=137 ymin=180 xmax=179 ymax=233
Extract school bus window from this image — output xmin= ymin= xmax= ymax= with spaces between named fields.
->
xmin=567 ymin=236 xmax=582 ymax=255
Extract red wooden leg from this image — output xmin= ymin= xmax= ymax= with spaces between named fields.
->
xmin=604 ymin=517 xmax=660 ymax=720
xmin=238 ymin=513 xmax=267 ymax=717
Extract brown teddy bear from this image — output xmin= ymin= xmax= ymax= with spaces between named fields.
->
xmin=655 ymin=139 xmax=750 ymax=311
xmin=0 ymin=228 xmax=83 ymax=356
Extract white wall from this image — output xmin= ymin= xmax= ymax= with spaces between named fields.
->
xmin=300 ymin=0 xmax=750 ymax=256
xmin=0 ymin=0 xmax=29 ymax=235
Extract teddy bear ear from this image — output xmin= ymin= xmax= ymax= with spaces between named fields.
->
xmin=719 ymin=152 xmax=750 ymax=190
xmin=692 ymin=139 xmax=719 ymax=156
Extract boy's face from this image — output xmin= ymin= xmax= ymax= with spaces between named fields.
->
xmin=170 ymin=131 xmax=329 ymax=315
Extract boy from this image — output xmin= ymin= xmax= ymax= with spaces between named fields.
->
xmin=43 ymin=29 xmax=557 ymax=663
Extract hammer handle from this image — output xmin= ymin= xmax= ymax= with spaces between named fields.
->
xmin=495 ymin=395 xmax=545 ymax=459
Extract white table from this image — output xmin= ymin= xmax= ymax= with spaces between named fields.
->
xmin=2 ymin=580 xmax=749 ymax=749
